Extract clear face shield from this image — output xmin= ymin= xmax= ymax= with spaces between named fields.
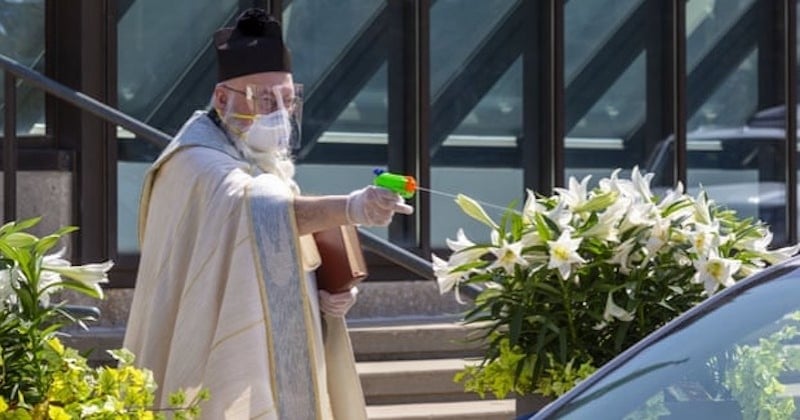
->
xmin=220 ymin=82 xmax=304 ymax=151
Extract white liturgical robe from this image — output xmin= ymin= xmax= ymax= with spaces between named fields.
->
xmin=123 ymin=111 xmax=366 ymax=420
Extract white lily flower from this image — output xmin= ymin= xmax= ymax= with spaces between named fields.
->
xmin=446 ymin=228 xmax=475 ymax=252
xmin=692 ymin=190 xmax=713 ymax=225
xmin=645 ymin=217 xmax=671 ymax=255
xmin=609 ymin=238 xmax=637 ymax=275
xmin=547 ymin=231 xmax=585 ymax=280
xmin=445 ymin=229 xmax=487 ymax=267
xmin=39 ymin=251 xmax=70 ymax=294
xmin=519 ymin=228 xmax=545 ymax=248
xmin=42 ymin=260 xmax=113 ymax=299
xmin=630 ymin=166 xmax=655 ymax=203
xmin=687 ymin=223 xmax=719 ymax=257
xmin=487 ymin=236 xmax=528 ymax=273
xmin=554 ymin=175 xmax=591 ymax=210
xmin=739 ymin=229 xmax=772 ymax=253
xmin=656 ymin=182 xmax=691 ymax=218
xmin=546 ymin=200 xmax=573 ymax=231
xmin=692 ymin=251 xmax=741 ymax=295
xmin=522 ymin=189 xmax=547 ymax=223
xmin=619 ymin=202 xmax=656 ymax=232
xmin=598 ymin=168 xmax=637 ymax=199
xmin=603 ymin=293 xmax=634 ymax=322
xmin=737 ymin=262 xmax=763 ymax=278
xmin=583 ymin=199 xmax=627 ymax=242
xmin=433 ymin=253 xmax=460 ymax=294
xmin=760 ymin=243 xmax=800 ymax=265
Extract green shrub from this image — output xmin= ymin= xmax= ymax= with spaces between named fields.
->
xmin=0 ymin=218 xmax=207 ymax=418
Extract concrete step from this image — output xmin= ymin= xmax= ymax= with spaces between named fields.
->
xmin=366 ymin=400 xmax=516 ymax=420
xmin=61 ymin=325 xmax=505 ymax=418
xmin=349 ymin=320 xmax=486 ymax=361
xmin=63 ymin=320 xmax=487 ymax=365
xmin=60 ymin=326 xmax=125 ymax=366
xmin=359 ymin=358 xmax=487 ymax=405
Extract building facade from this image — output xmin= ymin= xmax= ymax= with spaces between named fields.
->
xmin=1 ymin=0 xmax=799 ymax=288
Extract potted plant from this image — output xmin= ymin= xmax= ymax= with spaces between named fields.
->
xmin=433 ymin=167 xmax=798 ymax=412
xmin=0 ymin=217 xmax=207 ymax=418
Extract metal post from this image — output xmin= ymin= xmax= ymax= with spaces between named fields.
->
xmin=523 ymin=0 xmax=564 ymax=194
xmin=672 ymin=0 xmax=687 ymax=187
xmin=784 ymin=0 xmax=797 ymax=244
xmin=4 ymin=72 xmax=17 ymax=222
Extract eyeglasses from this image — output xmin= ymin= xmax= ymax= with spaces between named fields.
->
xmin=221 ymin=83 xmax=303 ymax=115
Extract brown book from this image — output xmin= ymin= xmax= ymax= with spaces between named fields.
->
xmin=313 ymin=225 xmax=368 ymax=293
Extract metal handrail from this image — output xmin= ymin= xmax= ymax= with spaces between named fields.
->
xmin=0 ymin=53 xmax=170 ymax=149
xmin=0 ymin=53 xmax=474 ymax=298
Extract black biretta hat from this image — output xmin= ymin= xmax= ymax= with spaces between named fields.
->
xmin=213 ymin=8 xmax=291 ymax=82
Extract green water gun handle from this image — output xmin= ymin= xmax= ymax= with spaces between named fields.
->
xmin=373 ymin=169 xmax=417 ymax=199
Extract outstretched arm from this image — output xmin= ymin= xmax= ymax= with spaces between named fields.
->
xmin=293 ymin=186 xmax=414 ymax=236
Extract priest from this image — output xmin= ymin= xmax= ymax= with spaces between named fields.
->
xmin=123 ymin=8 xmax=413 ymax=419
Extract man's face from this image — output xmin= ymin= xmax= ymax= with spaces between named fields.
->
xmin=215 ymin=71 xmax=295 ymax=118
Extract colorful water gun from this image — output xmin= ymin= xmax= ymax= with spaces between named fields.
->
xmin=373 ymin=169 xmax=417 ymax=199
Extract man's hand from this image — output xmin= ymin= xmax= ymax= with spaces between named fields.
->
xmin=346 ymin=185 xmax=414 ymax=226
xmin=319 ymin=287 xmax=359 ymax=317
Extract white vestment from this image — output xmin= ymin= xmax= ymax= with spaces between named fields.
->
xmin=123 ymin=111 xmax=367 ymax=420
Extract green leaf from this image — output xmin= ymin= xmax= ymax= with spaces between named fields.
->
xmin=575 ymin=191 xmax=618 ymax=213
xmin=510 ymin=306 xmax=523 ymax=346
xmin=5 ymin=233 xmax=38 ymax=248
xmin=455 ymin=194 xmax=499 ymax=229
xmin=0 ymin=241 xmax=19 ymax=262
xmin=10 ymin=217 xmax=41 ymax=234
xmin=52 ymin=225 xmax=78 ymax=237
xmin=33 ymin=235 xmax=62 ymax=256
xmin=57 ymin=278 xmax=102 ymax=299
xmin=540 ymin=214 xmax=562 ymax=237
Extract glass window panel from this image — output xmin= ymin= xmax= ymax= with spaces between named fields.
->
xmin=327 ymin=63 xmax=387 ymax=134
xmin=564 ymin=0 xmax=647 ymax=185
xmin=431 ymin=167 xmax=522 ymax=245
xmin=429 ymin=0 xmax=517 ymax=93
xmin=0 ymin=0 xmax=45 ymax=135
xmin=688 ymin=50 xmax=757 ymax=130
xmin=564 ymin=0 xmax=640 ymax=80
xmin=118 ymin=159 xmax=149 ymax=253
xmin=430 ymin=9 xmax=524 ymax=248
xmin=117 ymin=0 xmax=237 ymax=123
xmin=285 ymin=0 xmax=383 ymax=89
xmin=289 ymin=1 xmax=389 ymax=238
xmin=686 ymin=0 xmax=755 ymax=71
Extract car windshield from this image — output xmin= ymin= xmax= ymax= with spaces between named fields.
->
xmin=533 ymin=262 xmax=800 ymax=419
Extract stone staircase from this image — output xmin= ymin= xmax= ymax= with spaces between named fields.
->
xmin=62 ymin=319 xmax=516 ymax=420
xmin=59 ymin=282 xmax=520 ymax=419
xmin=351 ymin=320 xmax=516 ymax=419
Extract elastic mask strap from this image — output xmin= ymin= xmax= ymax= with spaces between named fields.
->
xmin=214 ymin=106 xmax=256 ymax=137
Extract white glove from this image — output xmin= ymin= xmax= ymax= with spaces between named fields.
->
xmin=346 ymin=185 xmax=414 ymax=226
xmin=319 ymin=287 xmax=359 ymax=317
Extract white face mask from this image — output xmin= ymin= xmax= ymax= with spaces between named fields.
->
xmin=242 ymin=109 xmax=292 ymax=153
